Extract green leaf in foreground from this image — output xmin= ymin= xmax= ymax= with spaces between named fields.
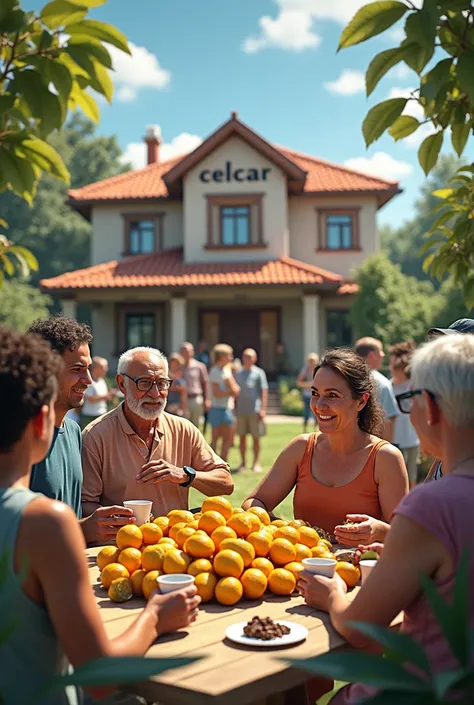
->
xmin=366 ymin=45 xmax=413 ymax=96
xmin=348 ymin=622 xmax=431 ymax=675
xmin=338 ymin=1 xmax=408 ymax=50
xmin=67 ymin=19 xmax=130 ymax=54
xmin=362 ymin=98 xmax=408 ymax=146
xmin=418 ymin=132 xmax=443 ymax=176
xmin=17 ymin=137 xmax=69 ymax=183
xmin=389 ymin=115 xmax=420 ymax=140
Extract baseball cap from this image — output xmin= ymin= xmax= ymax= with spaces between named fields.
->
xmin=428 ymin=318 xmax=474 ymax=338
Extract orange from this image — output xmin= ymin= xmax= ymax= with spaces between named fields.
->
xmin=284 ymin=562 xmax=305 ymax=580
xmin=159 ymin=537 xmax=177 ymax=548
xmin=274 ymin=526 xmax=300 ymax=545
xmin=153 ymin=516 xmax=170 ymax=536
xmin=101 ymin=563 xmax=130 ymax=588
xmin=211 ymin=525 xmax=237 ymax=549
xmin=271 ymin=519 xmax=288 ymax=527
xmin=335 ymin=561 xmax=361 ymax=588
xmin=163 ymin=549 xmax=192 ymax=574
xmin=116 ymin=524 xmax=143 ymax=550
xmin=193 ymin=512 xmax=203 ymax=521
xmin=118 ymin=547 xmax=142 ymax=574
xmin=298 ymin=526 xmax=320 ymax=548
xmin=269 ymin=538 xmax=296 ymax=566
xmin=311 ymin=544 xmax=333 ymax=559
xmin=184 ymin=533 xmax=215 ymax=559
xmin=215 ymin=576 xmax=243 ymax=606
xmin=230 ymin=507 xmax=245 ymax=515
xmin=319 ymin=539 xmax=333 ymax=551
xmin=220 ymin=538 xmax=255 ymax=567
xmin=213 ymin=549 xmax=244 ymax=578
xmin=187 ymin=519 xmax=199 ymax=530
xmin=244 ymin=512 xmax=262 ymax=534
xmin=201 ymin=496 xmax=233 ymax=521
xmin=199 ymin=510 xmax=226 ymax=535
xmin=169 ymin=521 xmax=189 ymax=542
xmin=266 ymin=525 xmax=279 ymax=537
xmin=227 ymin=513 xmax=253 ymax=538
xmin=140 ymin=522 xmax=162 ymax=545
xmin=96 ymin=545 xmax=121 ymax=572
xmin=175 ymin=525 xmax=196 ymax=549
xmin=247 ymin=506 xmax=271 ymax=526
xmin=130 ymin=568 xmax=147 ymax=596
xmin=167 ymin=509 xmax=194 ymax=526
xmin=187 ymin=558 xmax=213 ymax=576
xmin=289 ymin=519 xmax=307 ymax=528
xmin=108 ymin=577 xmax=132 ymax=603
xmin=268 ymin=568 xmax=296 ymax=596
xmin=240 ymin=568 xmax=267 ymax=599
xmin=141 ymin=544 xmax=167 ymax=572
xmin=142 ymin=570 xmax=161 ymax=600
xmin=294 ymin=543 xmax=312 ymax=562
xmin=194 ymin=572 xmax=218 ymax=602
xmin=247 ymin=531 xmax=272 ymax=557
xmin=251 ymin=557 xmax=274 ymax=578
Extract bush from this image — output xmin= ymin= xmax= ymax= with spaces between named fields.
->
xmin=281 ymin=388 xmax=304 ymax=417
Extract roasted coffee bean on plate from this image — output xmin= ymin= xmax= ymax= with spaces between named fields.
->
xmin=243 ymin=616 xmax=291 ymax=640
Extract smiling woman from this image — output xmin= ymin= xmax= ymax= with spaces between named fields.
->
xmin=243 ymin=349 xmax=409 ymax=545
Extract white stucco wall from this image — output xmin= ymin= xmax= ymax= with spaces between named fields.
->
xmin=183 ymin=136 xmax=289 ymax=263
xmin=288 ymin=195 xmax=379 ymax=279
xmin=91 ymin=303 xmax=116 ymax=368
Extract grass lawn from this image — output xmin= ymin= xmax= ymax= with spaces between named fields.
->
xmin=190 ymin=421 xmax=302 ymax=519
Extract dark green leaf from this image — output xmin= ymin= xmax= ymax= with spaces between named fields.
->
xmin=66 ymin=48 xmax=113 ymax=101
xmin=9 ymin=71 xmax=63 ymax=136
xmin=451 ymin=121 xmax=472 ymax=158
xmin=286 ymin=653 xmax=430 ymax=691
xmin=0 ymin=95 xmax=15 ymax=114
xmin=40 ymin=0 xmax=87 ymax=29
xmin=430 ymin=209 xmax=455 ymax=231
xmin=51 ymin=656 xmax=198 ymax=687
xmin=402 ymin=40 xmax=434 ymax=74
xmin=66 ymin=36 xmax=112 ymax=68
xmin=464 ymin=278 xmax=474 ymax=311
xmin=0 ymin=0 xmax=20 ymax=24
xmin=364 ymin=693 xmax=434 ymax=705
xmin=366 ymin=45 xmax=414 ymax=97
xmin=418 ymin=132 xmax=443 ymax=175
xmin=17 ymin=137 xmax=69 ymax=182
xmin=67 ymin=19 xmax=130 ymax=54
xmin=389 ymin=115 xmax=420 ymax=140
xmin=404 ymin=6 xmax=439 ymax=49
xmin=451 ymin=550 xmax=470 ymax=665
xmin=363 ymin=98 xmax=408 ymax=146
xmin=434 ymin=670 xmax=469 ymax=699
xmin=420 ymin=59 xmax=453 ymax=102
xmin=0 ymin=616 xmax=19 ymax=645
xmin=29 ymin=57 xmax=73 ymax=105
xmin=0 ymin=148 xmax=36 ymax=203
xmin=422 ymin=251 xmax=436 ymax=273
xmin=338 ymin=1 xmax=408 ymax=50
xmin=348 ymin=622 xmax=431 ymax=674
xmin=39 ymin=29 xmax=53 ymax=50
xmin=457 ymin=51 xmax=474 ymax=106
xmin=0 ymin=8 xmax=25 ymax=33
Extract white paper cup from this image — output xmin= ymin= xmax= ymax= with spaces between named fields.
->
xmin=123 ymin=499 xmax=152 ymax=525
xmin=157 ymin=574 xmax=195 ymax=594
xmin=359 ymin=559 xmax=378 ymax=584
xmin=302 ymin=557 xmax=337 ymax=577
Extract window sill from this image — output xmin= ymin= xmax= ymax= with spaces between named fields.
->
xmin=316 ymin=248 xmax=362 ymax=253
xmin=205 ymin=243 xmax=268 ymax=251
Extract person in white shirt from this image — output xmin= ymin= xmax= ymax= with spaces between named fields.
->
xmin=81 ymin=356 xmax=114 ymax=429
xmin=208 ymin=344 xmax=240 ymax=462
xmin=389 ymin=341 xmax=420 ymax=488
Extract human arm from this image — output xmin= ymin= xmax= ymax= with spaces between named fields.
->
xmin=379 ymin=384 xmax=400 ymax=442
xmin=200 ymin=363 xmax=211 ymax=410
xmin=334 ymin=443 xmax=408 ymax=546
xmin=242 ymin=435 xmax=307 ymax=513
xmin=259 ymin=370 xmax=268 ymax=419
xmin=179 ymin=380 xmax=188 ymax=414
xmin=296 ymin=367 xmax=310 ymax=390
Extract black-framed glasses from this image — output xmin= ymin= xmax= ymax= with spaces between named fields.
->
xmin=396 ymin=389 xmax=436 ymax=414
xmin=121 ymin=373 xmax=172 ymax=393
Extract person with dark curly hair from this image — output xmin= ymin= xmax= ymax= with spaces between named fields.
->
xmin=244 ymin=348 xmax=408 ymax=546
xmin=28 ymin=315 xmax=135 ymax=544
xmin=0 ymin=327 xmax=200 ymax=705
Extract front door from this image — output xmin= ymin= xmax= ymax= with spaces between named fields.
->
xmin=220 ymin=309 xmax=260 ymax=361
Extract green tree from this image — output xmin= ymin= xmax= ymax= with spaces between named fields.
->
xmin=350 ymin=252 xmax=443 ymax=347
xmin=0 ymin=0 xmax=130 ymax=280
xmin=339 ymin=1 xmax=474 ymax=307
xmin=0 ymin=279 xmax=52 ymax=329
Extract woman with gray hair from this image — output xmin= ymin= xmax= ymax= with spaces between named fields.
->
xmin=297 ymin=334 xmax=474 ymax=704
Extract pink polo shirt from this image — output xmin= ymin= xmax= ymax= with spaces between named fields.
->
xmin=81 ymin=404 xmax=229 ymax=516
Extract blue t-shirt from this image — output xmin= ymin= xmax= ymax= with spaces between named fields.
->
xmin=235 ymin=366 xmax=268 ymax=415
xmin=30 ymin=417 xmax=83 ymax=518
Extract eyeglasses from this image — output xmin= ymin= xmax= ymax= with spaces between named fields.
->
xmin=396 ymin=389 xmax=436 ymax=414
xmin=121 ymin=373 xmax=172 ymax=393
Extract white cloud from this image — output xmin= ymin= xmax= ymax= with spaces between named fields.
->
xmin=388 ymin=26 xmax=405 ymax=42
xmin=121 ymin=132 xmax=202 ymax=170
xmin=324 ymin=69 xmax=365 ymax=95
xmin=109 ymin=41 xmax=171 ymax=102
xmin=390 ymin=62 xmax=411 ymax=80
xmin=345 ymin=151 xmax=413 ymax=180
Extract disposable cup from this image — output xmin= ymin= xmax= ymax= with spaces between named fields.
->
xmin=359 ymin=559 xmax=378 ymax=584
xmin=302 ymin=557 xmax=336 ymax=578
xmin=157 ymin=574 xmax=195 ymax=594
xmin=123 ymin=499 xmax=152 ymax=525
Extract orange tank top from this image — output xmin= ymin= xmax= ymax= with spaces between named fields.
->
xmin=293 ymin=434 xmax=388 ymax=535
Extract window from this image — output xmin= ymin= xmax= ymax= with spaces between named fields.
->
xmin=316 ymin=208 xmax=360 ymax=251
xmin=326 ymin=310 xmax=353 ymax=348
xmin=221 ymin=206 xmax=250 ymax=246
xmin=126 ymin=314 xmax=155 ymax=348
xmin=122 ymin=213 xmax=163 ymax=255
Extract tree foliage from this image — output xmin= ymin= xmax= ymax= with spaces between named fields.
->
xmin=340 ymin=1 xmax=474 ymax=308
xmin=0 ymin=279 xmax=52 ymax=330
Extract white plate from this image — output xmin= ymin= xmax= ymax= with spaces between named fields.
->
xmin=225 ymin=620 xmax=308 ymax=648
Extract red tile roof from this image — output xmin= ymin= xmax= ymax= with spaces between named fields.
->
xmin=40 ymin=248 xmax=356 ymax=294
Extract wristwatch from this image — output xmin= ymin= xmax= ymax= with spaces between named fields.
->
xmin=180 ymin=465 xmax=197 ymax=487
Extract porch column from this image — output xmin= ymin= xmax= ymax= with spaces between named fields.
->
xmin=62 ymin=299 xmax=77 ymax=320
xmin=170 ymin=296 xmax=187 ymax=353
xmin=302 ymin=294 xmax=321 ymax=357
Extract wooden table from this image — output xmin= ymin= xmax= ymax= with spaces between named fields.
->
xmin=87 ymin=546 xmax=348 ymax=705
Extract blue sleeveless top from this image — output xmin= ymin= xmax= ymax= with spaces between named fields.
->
xmin=0 ymin=487 xmax=78 ymax=705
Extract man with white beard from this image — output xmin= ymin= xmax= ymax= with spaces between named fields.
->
xmin=81 ymin=347 xmax=232 ymax=538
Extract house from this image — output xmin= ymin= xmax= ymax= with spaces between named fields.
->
xmin=40 ymin=112 xmax=400 ymax=375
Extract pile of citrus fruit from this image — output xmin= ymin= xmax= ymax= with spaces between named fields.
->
xmin=97 ymin=497 xmax=361 ymax=605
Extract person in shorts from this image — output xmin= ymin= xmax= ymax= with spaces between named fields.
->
xmin=208 ymin=344 xmax=240 ymax=462
xmin=235 ymin=348 xmax=268 ymax=473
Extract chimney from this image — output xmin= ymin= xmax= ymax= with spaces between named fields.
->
xmin=144 ymin=125 xmax=162 ymax=165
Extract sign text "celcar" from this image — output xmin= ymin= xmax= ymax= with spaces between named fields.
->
xmin=199 ymin=161 xmax=271 ymax=183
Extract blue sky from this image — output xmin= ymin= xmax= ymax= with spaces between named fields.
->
xmin=30 ymin=0 xmax=472 ymax=227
